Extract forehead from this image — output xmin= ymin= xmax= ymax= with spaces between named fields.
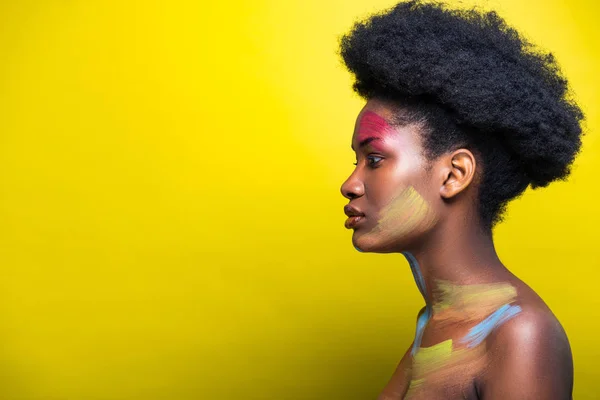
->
xmin=352 ymin=99 xmax=423 ymax=152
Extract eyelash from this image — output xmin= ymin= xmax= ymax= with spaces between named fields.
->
xmin=353 ymin=155 xmax=383 ymax=167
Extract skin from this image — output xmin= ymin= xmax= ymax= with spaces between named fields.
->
xmin=340 ymin=98 xmax=574 ymax=399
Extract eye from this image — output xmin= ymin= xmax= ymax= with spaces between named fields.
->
xmin=353 ymin=155 xmax=383 ymax=167
xmin=367 ymin=155 xmax=383 ymax=167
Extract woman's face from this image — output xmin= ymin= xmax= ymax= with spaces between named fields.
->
xmin=340 ymin=98 xmax=439 ymax=253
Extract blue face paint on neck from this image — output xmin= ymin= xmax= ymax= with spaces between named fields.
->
xmin=403 ymin=251 xmax=427 ymax=299
xmin=402 ymin=251 xmax=433 ymax=356
xmin=354 ymin=245 xmax=363 ymax=252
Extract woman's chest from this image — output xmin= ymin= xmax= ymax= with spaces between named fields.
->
xmin=403 ymin=338 xmax=487 ymax=400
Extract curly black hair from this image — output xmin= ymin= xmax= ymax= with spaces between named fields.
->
xmin=339 ymin=0 xmax=584 ymax=228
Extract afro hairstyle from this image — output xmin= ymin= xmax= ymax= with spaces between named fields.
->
xmin=339 ymin=0 xmax=584 ymax=228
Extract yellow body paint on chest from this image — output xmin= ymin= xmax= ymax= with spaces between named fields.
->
xmin=405 ymin=339 xmax=487 ymax=398
xmin=404 ymin=281 xmax=519 ymax=398
xmin=412 ymin=339 xmax=453 ymax=375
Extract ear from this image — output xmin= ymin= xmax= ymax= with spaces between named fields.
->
xmin=439 ymin=149 xmax=476 ymax=199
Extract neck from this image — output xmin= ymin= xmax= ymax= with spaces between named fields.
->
xmin=402 ymin=220 xmax=515 ymax=316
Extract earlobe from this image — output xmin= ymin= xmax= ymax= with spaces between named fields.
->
xmin=439 ymin=149 xmax=476 ymax=200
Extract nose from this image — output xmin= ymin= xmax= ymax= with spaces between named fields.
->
xmin=340 ymin=171 xmax=365 ymax=200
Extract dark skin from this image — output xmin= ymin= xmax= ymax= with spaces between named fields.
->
xmin=340 ymin=98 xmax=574 ymax=399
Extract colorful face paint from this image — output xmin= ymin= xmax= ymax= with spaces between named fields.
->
xmin=345 ymin=107 xmax=436 ymax=252
xmin=369 ymin=185 xmax=437 ymax=239
xmin=354 ymin=110 xmax=395 ymax=153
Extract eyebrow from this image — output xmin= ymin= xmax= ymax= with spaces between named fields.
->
xmin=351 ymin=136 xmax=381 ymax=151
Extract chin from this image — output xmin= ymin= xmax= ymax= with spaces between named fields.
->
xmin=351 ymin=229 xmax=410 ymax=253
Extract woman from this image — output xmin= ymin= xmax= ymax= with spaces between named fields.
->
xmin=339 ymin=1 xmax=583 ymax=399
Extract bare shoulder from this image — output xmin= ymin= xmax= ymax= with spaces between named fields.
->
xmin=478 ymin=297 xmax=573 ymax=399
xmin=498 ymin=281 xmax=572 ymax=359
xmin=487 ymin=305 xmax=572 ymax=362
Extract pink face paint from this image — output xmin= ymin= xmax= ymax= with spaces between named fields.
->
xmin=354 ymin=110 xmax=395 ymax=152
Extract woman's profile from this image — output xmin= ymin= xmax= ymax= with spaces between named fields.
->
xmin=338 ymin=1 xmax=583 ymax=399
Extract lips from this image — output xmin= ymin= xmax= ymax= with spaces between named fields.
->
xmin=344 ymin=205 xmax=365 ymax=218
xmin=344 ymin=204 xmax=365 ymax=229
xmin=345 ymin=215 xmax=365 ymax=229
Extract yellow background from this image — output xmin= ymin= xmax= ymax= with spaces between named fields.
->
xmin=0 ymin=0 xmax=598 ymax=398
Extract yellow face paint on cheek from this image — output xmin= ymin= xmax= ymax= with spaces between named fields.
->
xmin=369 ymin=185 xmax=437 ymax=238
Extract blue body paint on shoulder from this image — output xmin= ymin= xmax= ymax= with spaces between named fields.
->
xmin=401 ymin=250 xmax=521 ymax=354
xmin=460 ymin=303 xmax=523 ymax=348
